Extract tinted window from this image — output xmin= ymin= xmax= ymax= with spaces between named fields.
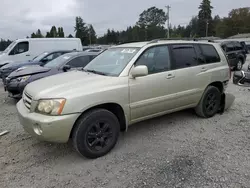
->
xmin=67 ymin=56 xmax=90 ymax=68
xmin=135 ymin=45 xmax=171 ymax=74
xmin=172 ymin=45 xmax=198 ymax=69
xmin=234 ymin=42 xmax=243 ymax=51
xmin=9 ymin=41 xmax=29 ymax=55
xmin=199 ymin=44 xmax=220 ymax=63
xmin=225 ymin=43 xmax=235 ymax=52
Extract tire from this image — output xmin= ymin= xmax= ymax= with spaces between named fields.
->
xmin=235 ymin=59 xmax=243 ymax=71
xmin=195 ymin=86 xmax=221 ymax=118
xmin=72 ymin=109 xmax=120 ymax=159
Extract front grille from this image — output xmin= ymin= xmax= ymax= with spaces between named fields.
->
xmin=23 ymin=92 xmax=32 ymax=110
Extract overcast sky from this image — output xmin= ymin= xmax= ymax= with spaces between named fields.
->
xmin=0 ymin=0 xmax=249 ymax=39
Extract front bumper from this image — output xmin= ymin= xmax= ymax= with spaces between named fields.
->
xmin=16 ymin=99 xmax=80 ymax=143
xmin=5 ymin=80 xmax=27 ymax=98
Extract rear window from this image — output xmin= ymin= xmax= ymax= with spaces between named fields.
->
xmin=199 ymin=44 xmax=221 ymax=63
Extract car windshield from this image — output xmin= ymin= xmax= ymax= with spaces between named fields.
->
xmin=44 ymin=54 xmax=72 ymax=68
xmin=33 ymin=52 xmax=49 ymax=61
xmin=84 ymin=47 xmax=139 ymax=76
xmin=3 ymin=41 xmax=17 ymax=53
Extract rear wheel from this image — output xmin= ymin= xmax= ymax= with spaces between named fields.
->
xmin=72 ymin=109 xmax=120 ymax=159
xmin=195 ymin=86 xmax=221 ymax=118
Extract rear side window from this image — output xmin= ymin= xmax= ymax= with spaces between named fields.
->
xmin=171 ymin=45 xmax=198 ymax=69
xmin=234 ymin=42 xmax=243 ymax=51
xmin=199 ymin=44 xmax=221 ymax=63
xmin=67 ymin=56 xmax=91 ymax=68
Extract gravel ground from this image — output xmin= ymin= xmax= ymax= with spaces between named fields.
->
xmin=0 ymin=60 xmax=250 ymax=188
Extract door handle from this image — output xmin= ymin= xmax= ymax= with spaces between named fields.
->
xmin=201 ymin=67 xmax=208 ymax=72
xmin=26 ymin=54 xmax=30 ymax=56
xmin=166 ymin=74 xmax=175 ymax=79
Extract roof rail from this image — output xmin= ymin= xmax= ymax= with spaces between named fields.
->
xmin=147 ymin=38 xmax=215 ymax=44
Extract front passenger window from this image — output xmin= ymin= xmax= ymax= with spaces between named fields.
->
xmin=135 ymin=45 xmax=171 ymax=74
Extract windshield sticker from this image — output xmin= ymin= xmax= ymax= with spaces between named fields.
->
xmin=121 ymin=49 xmax=136 ymax=53
xmin=63 ymin=56 xmax=71 ymax=60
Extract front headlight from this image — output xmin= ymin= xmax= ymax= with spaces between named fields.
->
xmin=36 ymin=99 xmax=66 ymax=115
xmin=17 ymin=75 xmax=31 ymax=82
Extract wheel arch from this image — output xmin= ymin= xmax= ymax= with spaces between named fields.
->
xmin=70 ymin=102 xmax=127 ymax=138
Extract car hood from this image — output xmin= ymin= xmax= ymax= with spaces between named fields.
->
xmin=8 ymin=65 xmax=51 ymax=78
xmin=25 ymin=70 xmax=124 ymax=100
xmin=2 ymin=60 xmax=37 ymax=69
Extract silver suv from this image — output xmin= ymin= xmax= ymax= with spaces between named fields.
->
xmin=17 ymin=40 xmax=231 ymax=158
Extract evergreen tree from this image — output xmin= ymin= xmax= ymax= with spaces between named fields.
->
xmin=87 ymin=24 xmax=96 ymax=44
xmin=74 ymin=16 xmax=88 ymax=45
xmin=198 ymin=0 xmax=213 ymax=37
xmin=50 ymin=26 xmax=58 ymax=37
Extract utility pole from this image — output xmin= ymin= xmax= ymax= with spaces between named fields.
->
xmin=88 ymin=24 xmax=92 ymax=45
xmin=165 ymin=5 xmax=171 ymax=38
xmin=205 ymin=20 xmax=209 ymax=37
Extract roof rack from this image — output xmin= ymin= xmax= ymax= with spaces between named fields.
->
xmin=147 ymin=38 xmax=215 ymax=44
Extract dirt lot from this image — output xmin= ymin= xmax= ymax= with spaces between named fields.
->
xmin=0 ymin=61 xmax=250 ymax=188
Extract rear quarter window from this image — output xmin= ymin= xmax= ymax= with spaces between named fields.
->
xmin=199 ymin=44 xmax=221 ymax=63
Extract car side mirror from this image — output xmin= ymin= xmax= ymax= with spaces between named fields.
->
xmin=62 ymin=65 xmax=71 ymax=72
xmin=131 ymin=65 xmax=148 ymax=78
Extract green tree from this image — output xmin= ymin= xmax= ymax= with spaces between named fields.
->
xmin=58 ymin=27 xmax=65 ymax=37
xmin=87 ymin=24 xmax=97 ymax=44
xmin=49 ymin=26 xmax=58 ymax=37
xmin=198 ymin=0 xmax=213 ymax=37
xmin=228 ymin=7 xmax=250 ymax=35
xmin=46 ymin=32 xmax=51 ymax=38
xmin=35 ymin=29 xmax=43 ymax=38
xmin=137 ymin=6 xmax=167 ymax=27
xmin=74 ymin=16 xmax=89 ymax=45
xmin=31 ymin=32 xmax=36 ymax=38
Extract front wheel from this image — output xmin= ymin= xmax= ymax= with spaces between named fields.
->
xmin=195 ymin=86 xmax=221 ymax=118
xmin=72 ymin=109 xmax=120 ymax=159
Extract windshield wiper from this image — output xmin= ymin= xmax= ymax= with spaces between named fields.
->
xmin=82 ymin=69 xmax=108 ymax=76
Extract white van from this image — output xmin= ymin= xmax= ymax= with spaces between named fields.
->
xmin=0 ymin=38 xmax=82 ymax=67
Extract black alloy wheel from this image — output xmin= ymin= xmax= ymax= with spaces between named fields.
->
xmin=72 ymin=109 xmax=120 ymax=159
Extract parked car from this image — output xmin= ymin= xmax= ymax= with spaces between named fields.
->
xmin=0 ymin=38 xmax=82 ymax=68
xmin=6 ymin=51 xmax=100 ymax=98
xmin=0 ymin=50 xmax=73 ymax=83
xmin=85 ymin=49 xmax=104 ymax=53
xmin=220 ymin=41 xmax=247 ymax=70
xmin=240 ymin=41 xmax=249 ymax=54
xmin=17 ymin=40 xmax=230 ymax=158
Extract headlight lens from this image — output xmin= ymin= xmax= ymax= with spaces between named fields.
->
xmin=17 ymin=75 xmax=31 ymax=82
xmin=36 ymin=99 xmax=66 ymax=115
